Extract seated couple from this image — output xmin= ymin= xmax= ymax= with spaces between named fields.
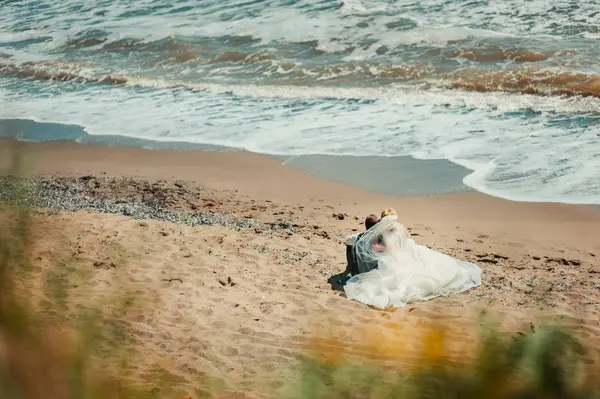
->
xmin=338 ymin=207 xmax=482 ymax=309
xmin=340 ymin=207 xmax=399 ymax=283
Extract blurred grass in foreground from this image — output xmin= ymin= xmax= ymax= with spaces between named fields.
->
xmin=0 ymin=146 xmax=184 ymax=399
xmin=288 ymin=315 xmax=598 ymax=399
xmin=1 ymin=144 xmax=599 ymax=399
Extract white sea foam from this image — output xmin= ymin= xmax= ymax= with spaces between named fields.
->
xmin=119 ymin=77 xmax=600 ymax=113
xmin=1 ymin=81 xmax=599 ymax=205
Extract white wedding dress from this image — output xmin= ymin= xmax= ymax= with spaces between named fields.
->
xmin=343 ymin=216 xmax=482 ymax=309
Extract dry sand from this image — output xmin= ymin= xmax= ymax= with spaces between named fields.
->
xmin=1 ymin=139 xmax=599 ymax=396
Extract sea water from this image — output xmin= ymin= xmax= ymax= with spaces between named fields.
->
xmin=1 ymin=0 xmax=599 ymax=204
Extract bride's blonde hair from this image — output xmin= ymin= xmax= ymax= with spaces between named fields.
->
xmin=380 ymin=207 xmax=397 ymax=218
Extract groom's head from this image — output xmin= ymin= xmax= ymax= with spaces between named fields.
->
xmin=365 ymin=214 xmax=379 ymax=230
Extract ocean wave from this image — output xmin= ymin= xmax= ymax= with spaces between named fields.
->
xmin=449 ymin=67 xmax=600 ymax=98
xmin=3 ymin=0 xmax=598 ymax=56
xmin=4 ymin=60 xmax=600 ymax=105
xmin=0 ymin=62 xmax=127 ymax=85
xmin=58 ymin=32 xmax=566 ymax=65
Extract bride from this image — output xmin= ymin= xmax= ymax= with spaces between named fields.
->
xmin=343 ymin=209 xmax=482 ymax=310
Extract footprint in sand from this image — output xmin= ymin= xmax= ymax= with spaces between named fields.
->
xmin=284 ymin=294 xmax=310 ymax=307
xmin=223 ymin=346 xmax=239 ymax=357
xmin=290 ymin=307 xmax=309 ymax=316
xmin=259 ymin=301 xmax=285 ymax=314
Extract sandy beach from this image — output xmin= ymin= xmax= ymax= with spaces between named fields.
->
xmin=1 ymin=138 xmax=599 ymax=395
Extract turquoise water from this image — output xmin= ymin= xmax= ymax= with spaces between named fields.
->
xmin=1 ymin=0 xmax=600 ymax=204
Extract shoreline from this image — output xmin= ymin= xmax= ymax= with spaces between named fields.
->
xmin=1 ymin=136 xmax=598 ymax=208
xmin=1 ymin=118 xmax=471 ymax=197
xmin=5 ymin=117 xmax=599 ymax=205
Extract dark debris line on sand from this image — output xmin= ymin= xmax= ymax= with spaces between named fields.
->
xmin=0 ymin=175 xmax=300 ymax=235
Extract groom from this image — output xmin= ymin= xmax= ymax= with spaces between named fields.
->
xmin=341 ymin=213 xmax=380 ymax=281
